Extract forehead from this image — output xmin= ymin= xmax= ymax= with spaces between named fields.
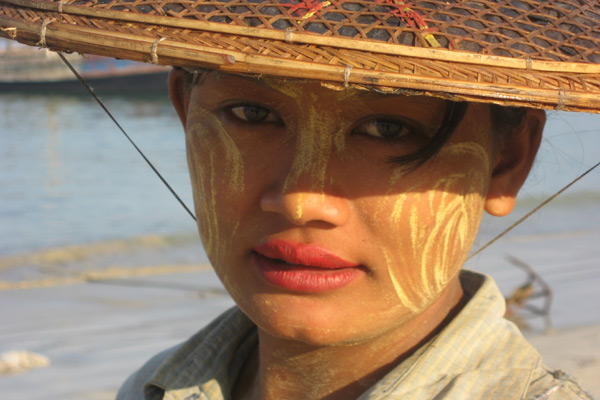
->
xmin=192 ymin=72 xmax=448 ymax=111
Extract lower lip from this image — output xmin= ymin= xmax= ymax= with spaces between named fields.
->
xmin=252 ymin=253 xmax=363 ymax=292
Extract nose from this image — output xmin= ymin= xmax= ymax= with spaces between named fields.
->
xmin=260 ymin=183 xmax=351 ymax=227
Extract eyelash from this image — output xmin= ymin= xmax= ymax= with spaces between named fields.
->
xmin=226 ymin=103 xmax=281 ymax=124
xmin=352 ymin=118 xmax=416 ymax=144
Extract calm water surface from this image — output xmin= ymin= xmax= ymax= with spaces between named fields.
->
xmin=1 ymin=93 xmax=195 ymax=255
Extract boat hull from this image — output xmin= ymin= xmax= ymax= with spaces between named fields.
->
xmin=0 ymin=70 xmax=169 ymax=95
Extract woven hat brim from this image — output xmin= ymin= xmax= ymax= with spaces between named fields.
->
xmin=1 ymin=0 xmax=599 ymax=113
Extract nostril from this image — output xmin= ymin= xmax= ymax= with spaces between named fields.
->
xmin=260 ymin=188 xmax=350 ymax=227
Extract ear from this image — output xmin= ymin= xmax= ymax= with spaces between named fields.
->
xmin=485 ymin=109 xmax=546 ymax=217
xmin=168 ymin=68 xmax=190 ymax=127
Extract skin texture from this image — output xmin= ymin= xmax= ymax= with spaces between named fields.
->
xmin=169 ymin=70 xmax=545 ymax=400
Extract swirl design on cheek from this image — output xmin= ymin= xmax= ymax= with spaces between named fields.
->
xmin=186 ymin=107 xmax=246 ymax=261
xmin=186 ymin=140 xmax=218 ymax=259
xmin=419 ymin=142 xmax=489 ymax=297
xmin=381 ymin=142 xmax=490 ymax=310
xmin=422 ymin=176 xmax=484 ymax=295
xmin=383 ymin=246 xmax=420 ymax=312
xmin=191 ymin=108 xmax=246 ymax=195
xmin=373 ymin=166 xmax=413 ymax=222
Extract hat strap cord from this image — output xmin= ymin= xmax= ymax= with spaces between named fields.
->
xmin=467 ymin=157 xmax=600 ymax=262
xmin=57 ymin=52 xmax=197 ymax=223
xmin=57 ymin=52 xmax=599 ymax=262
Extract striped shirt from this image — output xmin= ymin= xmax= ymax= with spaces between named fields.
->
xmin=117 ymin=270 xmax=593 ymax=400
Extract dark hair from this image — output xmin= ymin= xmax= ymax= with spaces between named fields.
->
xmin=181 ymin=67 xmax=207 ymax=87
xmin=389 ymin=101 xmax=469 ymax=168
xmin=390 ymin=103 xmax=527 ymax=169
xmin=489 ymin=104 xmax=527 ymax=141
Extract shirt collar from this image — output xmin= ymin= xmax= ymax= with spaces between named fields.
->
xmin=358 ymin=270 xmax=542 ymax=399
xmin=144 ymin=307 xmax=257 ymax=400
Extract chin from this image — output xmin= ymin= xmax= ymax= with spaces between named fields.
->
xmin=239 ymin=292 xmax=412 ymax=347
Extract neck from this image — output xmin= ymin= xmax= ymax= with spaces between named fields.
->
xmin=234 ymin=278 xmax=465 ymax=400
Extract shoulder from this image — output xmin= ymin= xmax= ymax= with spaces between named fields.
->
xmin=116 ymin=306 xmax=252 ymax=400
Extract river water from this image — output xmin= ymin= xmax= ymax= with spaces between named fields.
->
xmin=0 ymin=92 xmax=195 ymax=255
xmin=1 ymin=90 xmax=599 ymax=329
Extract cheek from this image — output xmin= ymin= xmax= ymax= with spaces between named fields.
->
xmin=374 ymin=142 xmax=490 ymax=311
xmin=185 ymin=107 xmax=246 ymax=263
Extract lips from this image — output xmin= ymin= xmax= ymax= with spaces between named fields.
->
xmin=252 ymin=239 xmax=363 ymax=292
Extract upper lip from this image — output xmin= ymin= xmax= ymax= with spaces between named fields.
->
xmin=253 ymin=239 xmax=359 ymax=269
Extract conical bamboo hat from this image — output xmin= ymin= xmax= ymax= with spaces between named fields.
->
xmin=1 ymin=0 xmax=599 ymax=112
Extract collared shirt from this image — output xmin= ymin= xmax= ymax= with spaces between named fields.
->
xmin=117 ymin=270 xmax=593 ymax=400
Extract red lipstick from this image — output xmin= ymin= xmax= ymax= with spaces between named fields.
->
xmin=252 ymin=239 xmax=363 ymax=292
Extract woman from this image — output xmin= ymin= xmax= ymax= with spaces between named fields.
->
xmin=1 ymin=0 xmax=597 ymax=398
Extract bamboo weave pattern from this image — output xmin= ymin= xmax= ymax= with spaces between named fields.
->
xmin=64 ymin=0 xmax=600 ymax=63
xmin=1 ymin=0 xmax=599 ymax=112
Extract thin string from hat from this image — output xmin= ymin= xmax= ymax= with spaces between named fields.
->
xmin=57 ymin=52 xmax=196 ymax=222
xmin=466 ymin=157 xmax=600 ymax=262
xmin=57 ymin=53 xmax=599 ymax=260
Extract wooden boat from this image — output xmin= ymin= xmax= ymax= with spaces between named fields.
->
xmin=0 ymin=39 xmax=170 ymax=94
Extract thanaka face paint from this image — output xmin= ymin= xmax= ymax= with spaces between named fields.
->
xmin=186 ymin=104 xmax=245 ymax=262
xmin=183 ymin=72 xmax=495 ymax=347
xmin=379 ymin=141 xmax=490 ymax=311
xmin=262 ymin=80 xmax=351 ymax=212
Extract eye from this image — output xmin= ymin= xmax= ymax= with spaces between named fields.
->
xmin=229 ymin=104 xmax=280 ymax=123
xmin=354 ymin=119 xmax=412 ymax=141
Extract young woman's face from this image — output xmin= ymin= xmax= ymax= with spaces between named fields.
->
xmin=182 ymin=72 xmax=497 ymax=346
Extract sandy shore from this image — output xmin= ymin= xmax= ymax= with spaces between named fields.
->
xmin=0 ymin=268 xmax=598 ymax=400
xmin=0 ymin=268 xmax=231 ymax=400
